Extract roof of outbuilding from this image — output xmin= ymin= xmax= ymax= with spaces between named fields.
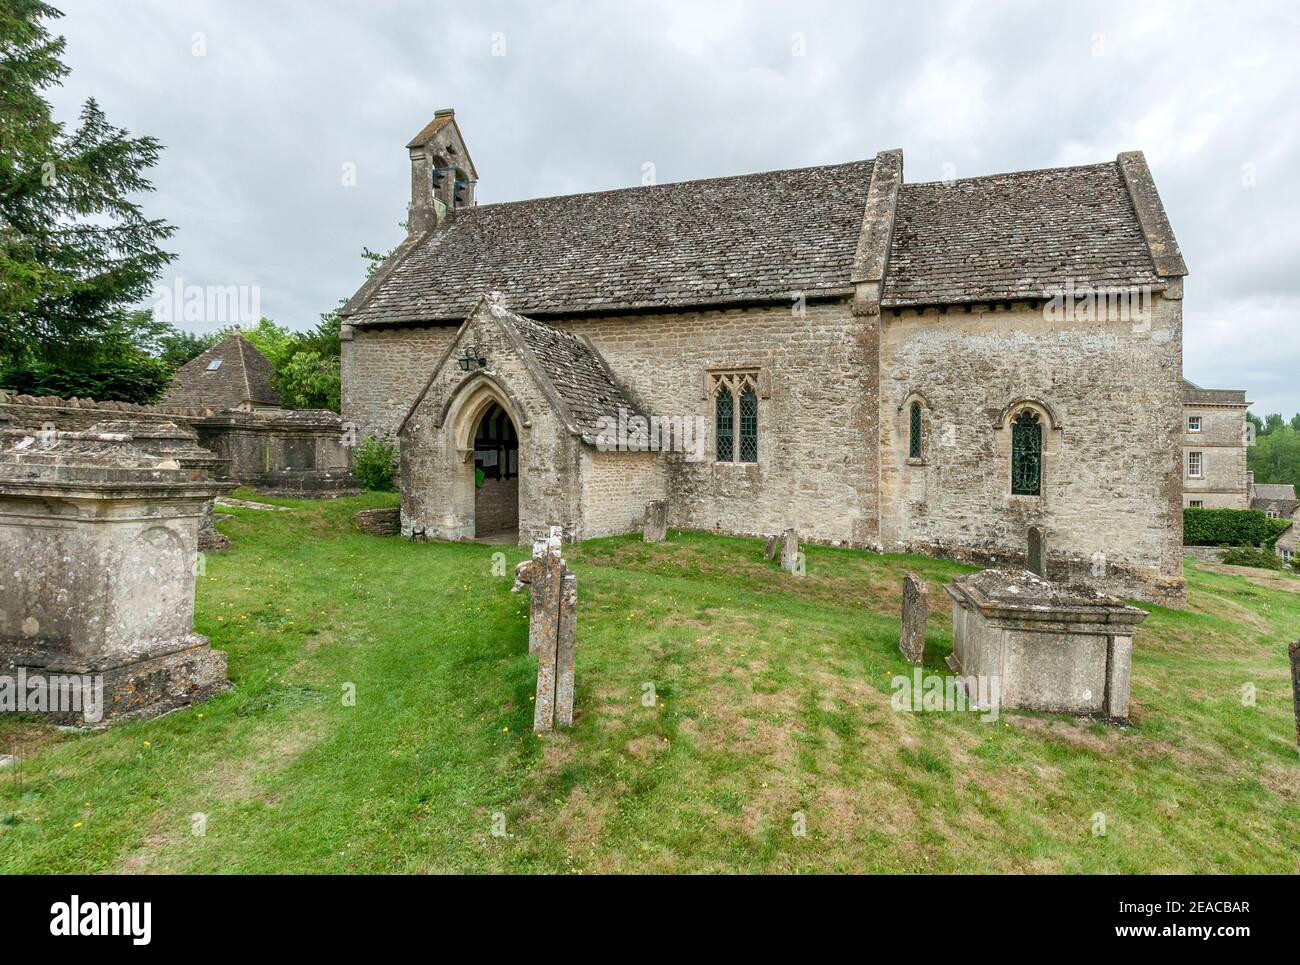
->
xmin=881 ymin=163 xmax=1164 ymax=307
xmin=162 ymin=333 xmax=281 ymax=411
xmin=1252 ymin=483 xmax=1297 ymax=506
xmin=1182 ymin=379 xmax=1248 ymax=405
xmin=345 ymin=160 xmax=873 ymax=325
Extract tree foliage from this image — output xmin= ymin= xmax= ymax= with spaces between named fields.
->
xmin=0 ymin=1 xmax=175 ymax=364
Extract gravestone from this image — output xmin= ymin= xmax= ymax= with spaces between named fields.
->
xmin=764 ymin=535 xmax=778 ymax=561
xmin=518 ymin=526 xmax=577 ymax=732
xmin=899 ymin=573 xmax=928 ymax=663
xmin=1290 ymin=641 xmax=1300 ymax=754
xmin=780 ymin=528 xmax=801 ymax=576
xmin=0 ymin=427 xmax=234 ymax=724
xmin=1027 ymin=526 xmax=1047 ymax=578
xmin=643 ymin=500 xmax=668 ymax=543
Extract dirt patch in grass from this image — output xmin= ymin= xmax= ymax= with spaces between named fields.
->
xmin=116 ymin=714 xmax=324 ymax=874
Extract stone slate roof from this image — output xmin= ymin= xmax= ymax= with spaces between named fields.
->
xmin=347 ymin=154 xmax=1176 ymax=324
xmin=508 ymin=309 xmax=641 ymax=439
xmin=163 ymin=333 xmax=281 ymax=411
xmin=1182 ymin=378 xmax=1247 ymax=405
xmin=881 ymin=163 xmax=1163 ymax=307
xmin=1251 ymin=483 xmax=1298 ymax=516
xmin=346 ymin=161 xmax=873 ymax=325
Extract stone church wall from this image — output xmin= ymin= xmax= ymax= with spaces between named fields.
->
xmin=342 ymin=323 xmax=457 ymax=441
xmin=579 ymin=448 xmax=667 ymax=539
xmin=876 ymin=294 xmax=1185 ymax=604
xmin=566 ymin=301 xmax=879 ymax=546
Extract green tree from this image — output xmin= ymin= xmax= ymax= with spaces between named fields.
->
xmin=0 ymin=1 xmax=175 ymax=365
xmin=1248 ymin=425 xmax=1300 ymax=487
xmin=0 ymin=309 xmax=171 ymax=402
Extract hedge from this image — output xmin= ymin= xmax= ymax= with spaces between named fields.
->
xmin=1183 ymin=507 xmax=1292 ymax=547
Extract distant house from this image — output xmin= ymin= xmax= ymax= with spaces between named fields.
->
xmin=1181 ymin=379 xmax=1249 ymax=509
xmin=1250 ymin=482 xmax=1299 ymax=561
xmin=163 ymin=332 xmax=282 ymax=412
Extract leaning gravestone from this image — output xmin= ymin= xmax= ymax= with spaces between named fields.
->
xmin=643 ymin=500 xmax=668 ymax=543
xmin=899 ymin=573 xmax=928 ymax=663
xmin=0 ymin=428 xmax=234 ymax=724
xmin=780 ymin=528 xmax=801 ymax=576
xmin=1027 ymin=525 xmax=1047 ymax=579
xmin=515 ymin=527 xmax=577 ymax=732
xmin=764 ymin=535 xmax=778 ymax=561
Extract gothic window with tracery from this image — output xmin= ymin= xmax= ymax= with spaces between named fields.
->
xmin=712 ymin=371 xmax=760 ymax=464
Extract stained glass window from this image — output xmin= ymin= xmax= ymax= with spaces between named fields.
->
xmin=1011 ymin=410 xmax=1042 ymax=496
xmin=715 ymin=387 xmax=734 ymax=462
xmin=739 ymin=388 xmax=758 ymax=463
xmin=908 ymin=401 xmax=922 ymax=459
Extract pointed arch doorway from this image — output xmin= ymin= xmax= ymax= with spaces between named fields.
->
xmin=472 ymin=401 xmax=519 ymax=542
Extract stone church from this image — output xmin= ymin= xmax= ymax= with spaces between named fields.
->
xmin=340 ymin=110 xmax=1188 ymax=604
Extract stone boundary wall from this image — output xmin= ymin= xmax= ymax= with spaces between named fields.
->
xmin=1183 ymin=544 xmax=1229 ymax=563
xmin=0 ymin=390 xmax=357 ymax=496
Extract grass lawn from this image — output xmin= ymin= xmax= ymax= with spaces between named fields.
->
xmin=2 ymin=491 xmax=1297 ymax=874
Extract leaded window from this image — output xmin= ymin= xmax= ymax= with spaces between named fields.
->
xmin=715 ymin=387 xmax=734 ymax=462
xmin=739 ymin=388 xmax=758 ymax=463
xmin=711 ymin=371 xmax=760 ymax=464
xmin=908 ymin=401 xmax=922 ymax=459
xmin=1011 ymin=410 xmax=1042 ymax=496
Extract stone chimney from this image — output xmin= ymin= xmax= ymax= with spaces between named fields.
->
xmin=406 ymin=108 xmax=478 ymax=236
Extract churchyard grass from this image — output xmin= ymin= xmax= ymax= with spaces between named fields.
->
xmin=1 ymin=492 xmax=1297 ymax=873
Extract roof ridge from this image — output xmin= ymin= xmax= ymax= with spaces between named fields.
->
xmin=470 ymin=158 xmax=872 ymax=210
xmin=903 ymin=160 xmax=1117 ymax=189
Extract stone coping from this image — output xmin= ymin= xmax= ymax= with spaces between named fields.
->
xmin=946 ymin=569 xmax=1149 ymax=629
xmin=0 ymin=430 xmax=233 ymax=496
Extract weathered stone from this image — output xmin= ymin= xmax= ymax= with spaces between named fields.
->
xmin=643 ymin=499 xmax=668 ymax=542
xmin=780 ymin=528 xmax=801 ymax=576
xmin=764 ymin=535 xmax=778 ymax=561
xmin=945 ymin=569 xmax=1148 ymax=720
xmin=0 ymin=428 xmax=234 ymax=725
xmin=554 ymin=572 xmax=577 ymax=728
xmin=0 ymin=754 xmax=15 ymax=769
xmin=526 ymin=526 xmax=577 ymax=732
xmin=354 ymin=506 xmax=400 ymax=536
xmin=193 ymin=409 xmax=361 ymax=496
xmin=1290 ymin=640 xmax=1300 ymax=754
xmin=1027 ymin=526 xmax=1047 ymax=578
xmin=899 ymin=573 xmax=928 ymax=663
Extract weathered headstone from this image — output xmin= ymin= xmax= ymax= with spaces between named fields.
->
xmin=520 ymin=526 xmax=577 ymax=732
xmin=780 ymin=528 xmax=801 ymax=576
xmin=1289 ymin=641 xmax=1300 ymax=754
xmin=643 ymin=499 xmax=667 ymax=543
xmin=764 ymin=535 xmax=778 ymax=561
xmin=899 ymin=573 xmax=928 ymax=663
xmin=1027 ymin=525 xmax=1047 ymax=578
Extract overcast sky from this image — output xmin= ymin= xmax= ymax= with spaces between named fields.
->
xmin=47 ymin=0 xmax=1300 ymax=415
